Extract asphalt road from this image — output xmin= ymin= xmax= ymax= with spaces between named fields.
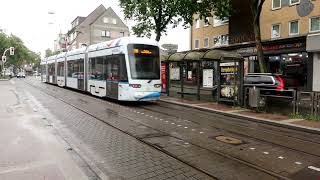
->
xmin=15 ymin=77 xmax=320 ymax=180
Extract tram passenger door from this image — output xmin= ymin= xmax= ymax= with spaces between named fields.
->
xmin=78 ymin=59 xmax=84 ymax=91
xmin=106 ymin=57 xmax=119 ymax=99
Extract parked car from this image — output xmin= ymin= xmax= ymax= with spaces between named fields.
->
xmin=244 ymin=73 xmax=284 ymax=91
xmin=17 ymin=72 xmax=26 ymax=78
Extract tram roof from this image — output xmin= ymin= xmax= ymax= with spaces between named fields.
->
xmin=87 ymin=37 xmax=159 ymax=52
xmin=66 ymin=47 xmax=87 ymax=57
xmin=165 ymin=49 xmax=242 ymax=62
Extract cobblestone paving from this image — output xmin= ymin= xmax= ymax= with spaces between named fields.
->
xmin=19 ymin=80 xmax=213 ymax=180
xmin=21 ymin=78 xmax=320 ymax=180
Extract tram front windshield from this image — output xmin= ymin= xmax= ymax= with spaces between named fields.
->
xmin=128 ymin=44 xmax=160 ymax=80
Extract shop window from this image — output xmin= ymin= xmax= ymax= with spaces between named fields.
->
xmin=204 ymin=38 xmax=209 ymax=48
xmin=272 ymin=0 xmax=281 ymax=10
xmin=195 ymin=39 xmax=200 ymax=49
xmin=310 ymin=16 xmax=320 ymax=33
xmin=271 ymin=24 xmax=281 ymax=38
xmin=195 ymin=19 xmax=200 ymax=29
xmin=289 ymin=20 xmax=299 ymax=36
xmin=290 ymin=0 xmax=299 ymax=5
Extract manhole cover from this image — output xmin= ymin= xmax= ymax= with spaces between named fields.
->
xmin=214 ymin=135 xmax=243 ymax=145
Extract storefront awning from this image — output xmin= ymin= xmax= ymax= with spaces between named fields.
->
xmin=202 ymin=50 xmax=242 ymax=60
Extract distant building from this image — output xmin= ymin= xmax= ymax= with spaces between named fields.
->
xmin=67 ymin=4 xmax=130 ymax=50
xmin=54 ymin=32 xmax=67 ymax=52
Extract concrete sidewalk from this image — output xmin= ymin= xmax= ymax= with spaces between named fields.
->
xmin=0 ymin=80 xmax=88 ymax=180
xmin=160 ymin=96 xmax=320 ymax=134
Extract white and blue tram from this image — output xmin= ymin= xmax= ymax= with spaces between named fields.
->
xmin=40 ymin=37 xmax=162 ymax=101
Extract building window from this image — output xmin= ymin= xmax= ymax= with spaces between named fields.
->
xmin=204 ymin=17 xmax=210 ymax=27
xmin=195 ymin=19 xmax=200 ymax=29
xmin=289 ymin=20 xmax=299 ymax=36
xmin=213 ymin=17 xmax=229 ymax=27
xmin=120 ymin=32 xmax=125 ymax=37
xmin=213 ymin=34 xmax=229 ymax=47
xmin=103 ymin=17 xmax=109 ymax=23
xmin=204 ymin=38 xmax=209 ymax=48
xmin=271 ymin=24 xmax=281 ymax=38
xmin=101 ymin=30 xmax=111 ymax=38
xmin=195 ymin=39 xmax=200 ymax=49
xmin=272 ymin=0 xmax=281 ymax=10
xmin=290 ymin=0 xmax=300 ymax=5
xmin=112 ymin=19 xmax=117 ymax=24
xmin=310 ymin=16 xmax=320 ymax=33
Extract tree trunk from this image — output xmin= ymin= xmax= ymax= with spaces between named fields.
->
xmin=253 ymin=19 xmax=267 ymax=73
xmin=155 ymin=31 xmax=161 ymax=42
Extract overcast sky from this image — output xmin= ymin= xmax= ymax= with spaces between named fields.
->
xmin=0 ymin=0 xmax=190 ymax=57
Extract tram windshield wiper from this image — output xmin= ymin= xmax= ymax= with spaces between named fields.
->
xmin=147 ymin=80 xmax=152 ymax=83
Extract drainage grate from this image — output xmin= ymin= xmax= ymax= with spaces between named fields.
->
xmin=214 ymin=135 xmax=243 ymax=145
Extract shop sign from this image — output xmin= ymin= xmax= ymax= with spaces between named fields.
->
xmin=161 ymin=64 xmax=166 ymax=91
xmin=170 ymin=67 xmax=180 ymax=80
xmin=203 ymin=69 xmax=214 ymax=88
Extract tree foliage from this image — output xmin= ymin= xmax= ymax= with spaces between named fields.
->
xmin=119 ymin=0 xmax=231 ymax=41
xmin=0 ymin=33 xmax=40 ymax=68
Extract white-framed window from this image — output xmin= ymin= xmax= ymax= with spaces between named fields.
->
xmin=101 ymin=30 xmax=111 ymax=37
xmin=289 ymin=20 xmax=299 ymax=36
xmin=290 ymin=0 xmax=300 ymax=5
xmin=103 ymin=17 xmax=109 ymax=23
xmin=204 ymin=37 xmax=209 ymax=48
xmin=272 ymin=0 xmax=281 ymax=10
xmin=204 ymin=17 xmax=210 ymax=27
xmin=271 ymin=24 xmax=281 ymax=38
xmin=213 ymin=17 xmax=229 ymax=27
xmin=213 ymin=34 xmax=229 ymax=47
xmin=195 ymin=19 xmax=200 ymax=29
xmin=194 ymin=39 xmax=200 ymax=49
xmin=310 ymin=16 xmax=320 ymax=33
xmin=112 ymin=18 xmax=117 ymax=24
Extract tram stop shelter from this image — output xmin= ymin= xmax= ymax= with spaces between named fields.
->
xmin=162 ymin=49 xmax=244 ymax=106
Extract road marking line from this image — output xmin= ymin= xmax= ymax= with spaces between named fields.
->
xmin=250 ymin=148 xmax=256 ymax=150
xmin=184 ymin=142 xmax=189 ymax=145
xmin=184 ymin=127 xmax=188 ymax=129
xmin=278 ymin=156 xmax=285 ymax=159
xmin=171 ymin=123 xmax=175 ymax=125
xmin=199 ymin=131 xmax=204 ymax=134
xmin=177 ymin=125 xmax=182 ymax=127
xmin=165 ymin=121 xmax=169 ymax=123
xmin=145 ymin=115 xmax=149 ymax=117
xmin=160 ymin=119 xmax=163 ymax=121
xmin=141 ymin=113 xmax=144 ymax=115
xmin=263 ymin=152 xmax=269 ymax=155
xmin=295 ymin=162 xmax=302 ymax=165
xmin=308 ymin=166 xmax=320 ymax=172
xmin=150 ymin=116 xmax=153 ymax=118
xmin=191 ymin=129 xmax=196 ymax=131
xmin=155 ymin=117 xmax=158 ymax=119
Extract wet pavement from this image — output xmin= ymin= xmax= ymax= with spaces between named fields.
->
xmin=0 ymin=80 xmax=89 ymax=180
xmin=12 ymin=77 xmax=320 ymax=180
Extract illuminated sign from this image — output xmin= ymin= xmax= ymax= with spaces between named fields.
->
xmin=133 ymin=49 xmax=153 ymax=55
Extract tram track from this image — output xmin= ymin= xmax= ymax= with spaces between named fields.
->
xmin=20 ymin=78 xmax=320 ymax=180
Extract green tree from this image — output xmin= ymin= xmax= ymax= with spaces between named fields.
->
xmin=45 ymin=48 xmax=59 ymax=57
xmin=250 ymin=0 xmax=267 ymax=73
xmin=119 ymin=0 xmax=231 ymax=42
xmin=0 ymin=33 xmax=40 ymax=71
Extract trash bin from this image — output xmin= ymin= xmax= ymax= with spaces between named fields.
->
xmin=248 ymin=87 xmax=260 ymax=108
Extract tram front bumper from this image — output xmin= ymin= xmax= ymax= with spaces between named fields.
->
xmin=134 ymin=92 xmax=161 ymax=101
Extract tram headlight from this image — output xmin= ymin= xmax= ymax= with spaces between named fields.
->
xmin=129 ymin=84 xmax=142 ymax=88
xmin=154 ymin=84 xmax=161 ymax=88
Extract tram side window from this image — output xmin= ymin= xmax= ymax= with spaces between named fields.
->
xmin=105 ymin=55 xmax=127 ymax=82
xmin=119 ymin=55 xmax=128 ymax=82
xmin=89 ymin=58 xmax=96 ymax=79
